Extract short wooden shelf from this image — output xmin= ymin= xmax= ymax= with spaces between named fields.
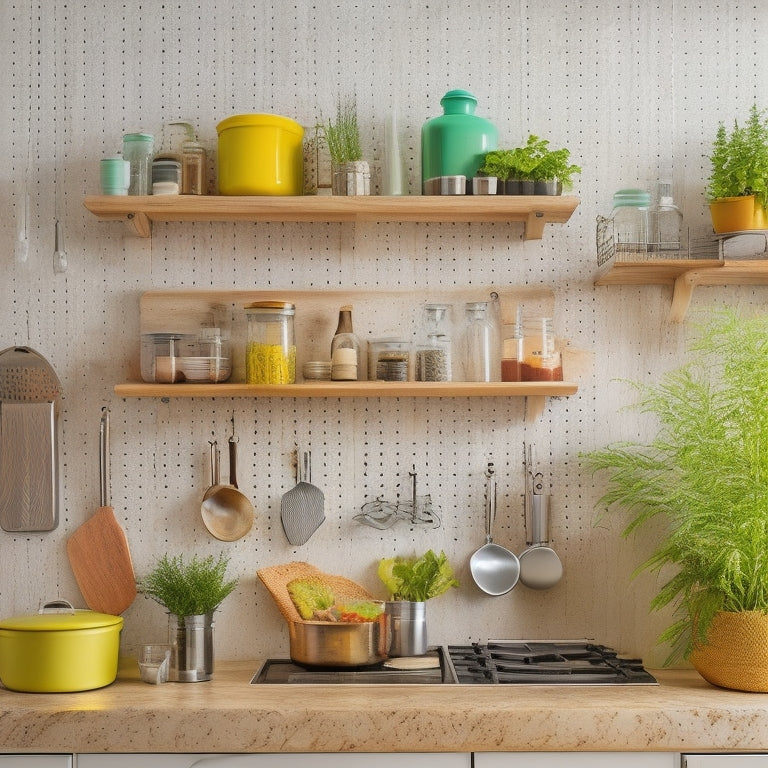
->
xmin=83 ymin=194 xmax=580 ymax=240
xmin=595 ymin=258 xmax=768 ymax=322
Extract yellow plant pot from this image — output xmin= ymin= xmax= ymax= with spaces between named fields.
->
xmin=689 ymin=610 xmax=768 ymax=692
xmin=709 ymin=195 xmax=756 ymax=234
xmin=752 ymin=198 xmax=768 ymax=229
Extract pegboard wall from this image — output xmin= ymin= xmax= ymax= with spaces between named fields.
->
xmin=3 ymin=1 xmax=768 ymax=668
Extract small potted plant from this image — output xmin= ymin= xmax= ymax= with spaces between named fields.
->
xmin=378 ymin=549 xmax=458 ymax=657
xmin=479 ymin=135 xmax=580 ymax=195
xmin=583 ymin=308 xmax=768 ymax=691
xmin=707 ymin=104 xmax=768 ymax=232
xmin=140 ymin=552 xmax=238 ymax=682
xmin=324 ymin=94 xmax=370 ymax=195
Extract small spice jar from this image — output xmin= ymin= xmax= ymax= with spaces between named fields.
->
xmin=244 ymin=302 xmax=296 ymax=384
xmin=519 ymin=317 xmax=562 ymax=382
xmin=369 ymin=338 xmax=411 ymax=381
xmin=416 ymin=303 xmax=452 ymax=382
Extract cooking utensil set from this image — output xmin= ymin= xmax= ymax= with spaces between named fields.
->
xmin=471 ymin=445 xmax=563 ymax=595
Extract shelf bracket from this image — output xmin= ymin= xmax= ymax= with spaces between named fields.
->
xmin=525 ymin=211 xmax=546 ymax=240
xmin=526 ymin=395 xmax=546 ymax=421
xmin=125 ymin=212 xmax=151 ymax=238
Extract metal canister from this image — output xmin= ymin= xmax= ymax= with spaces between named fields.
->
xmin=244 ymin=302 xmax=296 ymax=384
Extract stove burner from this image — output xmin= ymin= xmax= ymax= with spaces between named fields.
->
xmin=447 ymin=641 xmax=657 ymax=685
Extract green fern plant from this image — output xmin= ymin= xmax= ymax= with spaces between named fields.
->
xmin=140 ymin=553 xmax=238 ymax=617
xmin=583 ymin=308 xmax=768 ymax=664
xmin=707 ymin=104 xmax=768 ymax=206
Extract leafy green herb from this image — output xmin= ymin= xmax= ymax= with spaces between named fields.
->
xmin=378 ymin=549 xmax=459 ymax=602
xmin=583 ymin=308 xmax=768 ymax=664
xmin=140 ymin=552 xmax=238 ymax=617
xmin=479 ymin=135 xmax=581 ymax=188
xmin=707 ymin=104 xmax=768 ymax=206
xmin=324 ymin=95 xmax=363 ymax=165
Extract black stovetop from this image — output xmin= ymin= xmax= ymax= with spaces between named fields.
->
xmin=447 ymin=641 xmax=658 ymax=685
xmin=252 ymin=641 xmax=657 ymax=686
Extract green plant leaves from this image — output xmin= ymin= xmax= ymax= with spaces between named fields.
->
xmin=583 ymin=308 xmax=768 ymax=663
xmin=479 ymin=134 xmax=581 ymax=187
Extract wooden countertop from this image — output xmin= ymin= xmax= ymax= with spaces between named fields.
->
xmin=1 ymin=661 xmax=767 ymax=754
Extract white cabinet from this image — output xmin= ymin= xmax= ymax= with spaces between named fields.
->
xmin=474 ymin=755 xmax=678 ymax=768
xmin=77 ymin=755 xmax=470 ymax=768
xmin=0 ymin=759 xmax=71 ymax=768
xmin=684 ymin=756 xmax=768 ymax=768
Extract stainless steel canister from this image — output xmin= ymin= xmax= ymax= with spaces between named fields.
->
xmin=385 ymin=600 xmax=427 ymax=657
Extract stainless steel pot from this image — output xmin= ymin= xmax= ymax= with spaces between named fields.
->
xmin=288 ymin=613 xmax=390 ymax=667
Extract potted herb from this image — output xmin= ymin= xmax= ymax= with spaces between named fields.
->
xmin=324 ymin=94 xmax=370 ymax=195
xmin=140 ymin=552 xmax=238 ymax=682
xmin=583 ymin=308 xmax=768 ymax=691
xmin=707 ymin=104 xmax=768 ymax=232
xmin=378 ymin=549 xmax=458 ymax=657
xmin=479 ymin=135 xmax=580 ymax=195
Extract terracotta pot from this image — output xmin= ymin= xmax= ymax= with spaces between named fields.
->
xmin=709 ymin=195 xmax=756 ymax=233
xmin=689 ymin=610 xmax=768 ymax=692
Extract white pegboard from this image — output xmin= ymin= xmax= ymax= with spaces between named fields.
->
xmin=3 ymin=0 xmax=768 ymax=667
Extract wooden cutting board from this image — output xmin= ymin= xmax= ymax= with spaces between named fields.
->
xmin=67 ymin=408 xmax=136 ymax=615
xmin=67 ymin=504 xmax=136 ymax=615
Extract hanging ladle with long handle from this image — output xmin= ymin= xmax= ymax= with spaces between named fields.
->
xmin=470 ymin=462 xmax=520 ymax=595
xmin=518 ymin=444 xmax=563 ymax=589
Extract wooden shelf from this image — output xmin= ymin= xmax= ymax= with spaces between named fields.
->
xmin=83 ymin=194 xmax=580 ymax=240
xmin=595 ymin=258 xmax=768 ymax=322
xmin=115 ymin=380 xmax=578 ymax=420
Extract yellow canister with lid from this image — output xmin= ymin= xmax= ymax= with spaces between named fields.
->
xmin=216 ymin=114 xmax=304 ymax=195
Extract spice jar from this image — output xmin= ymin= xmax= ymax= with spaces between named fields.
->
xmin=519 ymin=317 xmax=562 ymax=382
xmin=244 ymin=302 xmax=296 ymax=384
xmin=369 ymin=338 xmax=411 ymax=381
xmin=416 ymin=304 xmax=452 ymax=382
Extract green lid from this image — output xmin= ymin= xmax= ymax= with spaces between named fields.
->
xmin=440 ymin=89 xmax=478 ymax=114
xmin=613 ymin=189 xmax=651 ymax=207
xmin=123 ymin=132 xmax=154 ymax=143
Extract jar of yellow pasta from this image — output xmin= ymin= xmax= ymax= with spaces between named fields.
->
xmin=244 ymin=301 xmax=296 ymax=384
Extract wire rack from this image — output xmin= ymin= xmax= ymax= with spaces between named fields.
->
xmin=596 ymin=215 xmax=719 ymax=266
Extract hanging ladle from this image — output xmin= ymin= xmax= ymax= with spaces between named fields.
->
xmin=518 ymin=444 xmax=563 ymax=589
xmin=470 ymin=462 xmax=520 ymax=596
xmin=200 ymin=431 xmax=255 ymax=542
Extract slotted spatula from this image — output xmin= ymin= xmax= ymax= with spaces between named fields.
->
xmin=67 ymin=407 xmax=137 ymax=614
xmin=280 ymin=450 xmax=325 ymax=546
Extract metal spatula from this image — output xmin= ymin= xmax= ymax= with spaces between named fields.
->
xmin=280 ymin=450 xmax=325 ymax=546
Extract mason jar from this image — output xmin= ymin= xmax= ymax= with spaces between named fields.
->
xmin=244 ymin=301 xmax=296 ymax=384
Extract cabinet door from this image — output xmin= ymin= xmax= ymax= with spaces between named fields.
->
xmin=0 ymin=758 xmax=72 ymax=768
xmin=474 ymin=754 xmax=678 ymax=768
xmin=684 ymin=756 xmax=768 ymax=768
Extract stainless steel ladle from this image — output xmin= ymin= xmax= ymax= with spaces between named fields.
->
xmin=470 ymin=463 xmax=520 ymax=596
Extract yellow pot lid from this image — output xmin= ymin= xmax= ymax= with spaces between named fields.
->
xmin=0 ymin=609 xmax=123 ymax=631
xmin=216 ymin=113 xmax=303 ymax=135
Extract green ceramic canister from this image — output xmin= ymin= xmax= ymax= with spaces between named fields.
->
xmin=421 ymin=89 xmax=498 ymax=192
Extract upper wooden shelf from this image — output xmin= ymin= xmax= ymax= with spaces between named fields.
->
xmin=595 ymin=258 xmax=768 ymax=322
xmin=83 ymin=194 xmax=580 ymax=240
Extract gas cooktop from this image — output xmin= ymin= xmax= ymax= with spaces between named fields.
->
xmin=252 ymin=641 xmax=658 ymax=685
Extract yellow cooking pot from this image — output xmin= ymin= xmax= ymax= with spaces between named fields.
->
xmin=216 ymin=113 xmax=304 ymax=196
xmin=0 ymin=601 xmax=123 ymax=692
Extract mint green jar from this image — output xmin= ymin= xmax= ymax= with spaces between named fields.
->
xmin=421 ymin=89 xmax=498 ymax=192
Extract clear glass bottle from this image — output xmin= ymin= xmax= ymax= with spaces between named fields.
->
xmin=244 ymin=301 xmax=296 ymax=384
xmin=651 ymin=180 xmax=684 ymax=253
xmin=611 ymin=189 xmax=651 ymax=256
xmin=123 ymin=133 xmax=154 ymax=195
xmin=501 ymin=312 xmax=523 ymax=382
xmin=463 ymin=301 xmax=500 ymax=382
xmin=416 ymin=303 xmax=452 ymax=382
xmin=330 ymin=305 xmax=363 ymax=381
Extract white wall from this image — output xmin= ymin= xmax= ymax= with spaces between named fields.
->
xmin=2 ymin=0 xmax=767 ymax=669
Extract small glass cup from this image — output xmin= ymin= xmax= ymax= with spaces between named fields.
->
xmin=138 ymin=644 xmax=172 ymax=685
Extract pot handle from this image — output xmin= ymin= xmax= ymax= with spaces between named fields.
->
xmin=39 ymin=598 xmax=76 ymax=614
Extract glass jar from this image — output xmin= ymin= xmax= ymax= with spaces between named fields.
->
xmin=140 ymin=333 xmax=195 ymax=383
xmin=152 ymin=159 xmax=181 ymax=195
xmin=611 ymin=189 xmax=651 ymax=255
xmin=501 ymin=318 xmax=523 ymax=382
xmin=369 ymin=338 xmax=411 ymax=381
xmin=123 ymin=132 xmax=154 ymax=195
xmin=416 ymin=303 xmax=452 ymax=382
xmin=519 ymin=317 xmax=562 ymax=382
xmin=463 ymin=301 xmax=500 ymax=382
xmin=244 ymin=302 xmax=296 ymax=384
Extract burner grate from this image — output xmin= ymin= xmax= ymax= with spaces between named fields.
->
xmin=446 ymin=641 xmax=657 ymax=685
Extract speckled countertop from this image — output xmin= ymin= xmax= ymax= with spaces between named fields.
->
xmin=1 ymin=661 xmax=767 ymax=754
